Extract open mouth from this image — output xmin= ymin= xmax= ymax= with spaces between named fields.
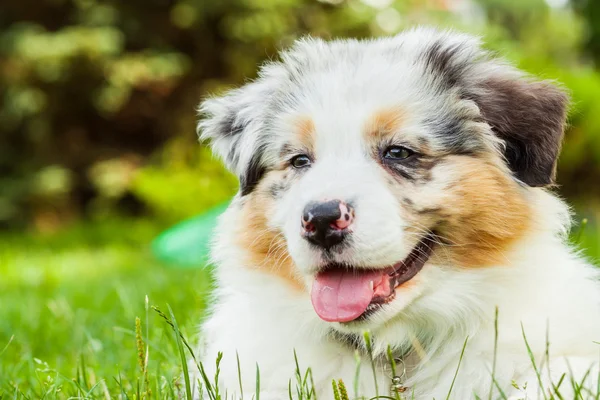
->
xmin=310 ymin=234 xmax=437 ymax=323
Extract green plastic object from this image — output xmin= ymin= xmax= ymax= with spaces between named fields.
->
xmin=152 ymin=201 xmax=230 ymax=267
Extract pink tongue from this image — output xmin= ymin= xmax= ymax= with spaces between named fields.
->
xmin=311 ymin=269 xmax=384 ymax=322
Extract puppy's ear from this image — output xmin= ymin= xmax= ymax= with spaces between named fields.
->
xmin=471 ymin=73 xmax=569 ymax=187
xmin=198 ymin=91 xmax=250 ymax=173
xmin=420 ymin=34 xmax=569 ymax=186
xmin=198 ymin=81 xmax=272 ymax=195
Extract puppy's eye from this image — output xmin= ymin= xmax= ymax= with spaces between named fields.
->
xmin=383 ymin=146 xmax=414 ymax=161
xmin=290 ymin=154 xmax=312 ymax=169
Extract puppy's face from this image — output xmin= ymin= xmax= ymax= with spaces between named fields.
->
xmin=200 ymin=28 xmax=568 ymax=330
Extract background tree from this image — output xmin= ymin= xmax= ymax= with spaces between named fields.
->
xmin=1 ymin=0 xmax=598 ymax=231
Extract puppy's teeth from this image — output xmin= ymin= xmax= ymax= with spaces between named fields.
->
xmin=369 ymin=281 xmax=374 ymax=290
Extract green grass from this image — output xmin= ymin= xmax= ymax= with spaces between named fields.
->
xmin=0 ymin=216 xmax=597 ymax=399
xmin=0 ymin=218 xmax=212 ymax=398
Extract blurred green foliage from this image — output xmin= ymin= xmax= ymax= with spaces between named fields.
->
xmin=1 ymin=0 xmax=599 ymax=231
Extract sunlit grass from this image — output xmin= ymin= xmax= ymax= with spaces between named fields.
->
xmin=0 ymin=215 xmax=597 ymax=398
xmin=0 ymin=218 xmax=212 ymax=398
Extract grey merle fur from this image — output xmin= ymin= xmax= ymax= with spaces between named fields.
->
xmin=200 ymin=32 xmax=569 ymax=198
xmin=419 ymin=41 xmax=568 ymax=187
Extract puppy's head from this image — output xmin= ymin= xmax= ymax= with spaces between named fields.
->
xmin=199 ymin=28 xmax=568 ymax=330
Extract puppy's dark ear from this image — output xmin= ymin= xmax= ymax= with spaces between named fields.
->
xmin=418 ymin=33 xmax=568 ymax=186
xmin=472 ymin=75 xmax=569 ymax=187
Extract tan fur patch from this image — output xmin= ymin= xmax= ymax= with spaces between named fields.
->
xmin=294 ymin=116 xmax=316 ymax=151
xmin=234 ymin=172 xmax=304 ymax=291
xmin=394 ymin=154 xmax=533 ymax=268
xmin=433 ymin=156 xmax=532 ymax=267
xmin=364 ymin=107 xmax=406 ymax=140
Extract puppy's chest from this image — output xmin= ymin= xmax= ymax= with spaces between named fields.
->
xmin=327 ymin=331 xmax=424 ymax=396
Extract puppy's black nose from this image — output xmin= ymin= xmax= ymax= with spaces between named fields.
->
xmin=301 ymin=200 xmax=354 ymax=249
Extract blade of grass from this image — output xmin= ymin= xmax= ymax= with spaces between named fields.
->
xmin=114 ymin=370 xmax=130 ymax=400
xmin=255 ymin=363 xmax=260 ymax=400
xmin=575 ymin=366 xmax=592 ymax=400
xmin=308 ymin=368 xmax=317 ymax=400
xmin=445 ymin=336 xmax=469 ymax=400
xmin=302 ymin=369 xmax=312 ymax=399
xmin=491 ymin=376 xmax=508 ymax=400
xmin=237 ymin=351 xmax=244 ymax=400
xmin=166 ymin=375 xmax=176 ymax=399
xmin=363 ymin=331 xmax=379 ymax=398
xmin=0 ymin=335 xmax=14 ymax=358
xmin=167 ymin=304 xmax=192 ymax=400
xmin=152 ymin=306 xmax=198 ymax=363
xmin=551 ymin=373 xmax=566 ymax=400
xmin=544 ymin=320 xmax=552 ymax=394
xmin=294 ymin=350 xmax=304 ymax=399
xmin=197 ymin=377 xmax=205 ymax=400
xmin=386 ymin=344 xmax=402 ymax=400
xmin=353 ymin=350 xmax=361 ymax=400
xmin=386 ymin=345 xmax=398 ymax=378
xmin=144 ymin=296 xmax=150 ymax=397
xmin=100 ymin=378 xmax=111 ymax=400
xmin=520 ymin=323 xmax=548 ymax=400
xmin=152 ymin=305 xmax=217 ymax=399
xmin=488 ymin=307 xmax=499 ymax=400
xmin=542 ymin=321 xmax=567 ymax=400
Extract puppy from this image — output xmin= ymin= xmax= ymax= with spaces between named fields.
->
xmin=194 ymin=27 xmax=600 ymax=399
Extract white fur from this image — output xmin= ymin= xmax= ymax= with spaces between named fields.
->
xmin=194 ymin=28 xmax=600 ymax=399
xmin=194 ymin=191 xmax=600 ymax=399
